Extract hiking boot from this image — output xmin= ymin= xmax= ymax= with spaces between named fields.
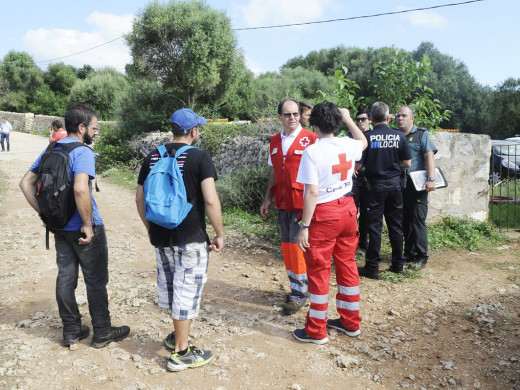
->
xmin=326 ymin=318 xmax=361 ymax=337
xmin=167 ymin=346 xmax=213 ymax=372
xmin=357 ymin=266 xmax=379 ymax=280
xmin=282 ymin=300 xmax=306 ymax=316
xmin=293 ymin=328 xmax=328 ymax=345
xmin=91 ymin=325 xmax=130 ymax=349
xmin=63 ymin=325 xmax=90 ymax=347
xmin=164 ymin=331 xmax=192 ymax=350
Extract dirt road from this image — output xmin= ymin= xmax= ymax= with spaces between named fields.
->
xmin=0 ymin=133 xmax=519 ymax=390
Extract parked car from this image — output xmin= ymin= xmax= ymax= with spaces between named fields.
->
xmin=491 ymin=140 xmax=520 ymax=182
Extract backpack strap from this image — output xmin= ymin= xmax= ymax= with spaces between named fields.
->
xmin=174 ymin=145 xmax=195 ymax=159
xmin=157 ymin=144 xmax=168 ymax=159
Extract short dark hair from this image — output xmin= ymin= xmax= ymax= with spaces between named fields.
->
xmin=277 ymin=99 xmax=300 ymax=115
xmin=356 ymin=108 xmax=370 ymax=117
xmin=65 ymin=104 xmax=98 ymax=134
xmin=309 ymin=101 xmax=342 ymax=134
xmin=51 ymin=120 xmax=64 ymax=129
xmin=370 ymin=102 xmax=389 ymax=123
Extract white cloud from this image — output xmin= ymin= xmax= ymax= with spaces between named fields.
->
xmin=245 ymin=55 xmax=263 ymax=75
xmin=237 ymin=0 xmax=334 ymax=28
xmin=23 ymin=12 xmax=134 ymax=73
xmin=399 ymin=8 xmax=447 ymax=28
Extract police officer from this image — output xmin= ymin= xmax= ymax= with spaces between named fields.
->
xmin=396 ymin=105 xmax=438 ymax=269
xmin=357 ymin=102 xmax=411 ymax=279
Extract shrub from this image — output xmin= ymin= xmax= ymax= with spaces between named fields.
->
xmin=429 ymin=216 xmax=507 ymax=251
xmin=216 ymin=165 xmax=271 ymax=214
xmin=94 ymin=124 xmax=135 ymax=172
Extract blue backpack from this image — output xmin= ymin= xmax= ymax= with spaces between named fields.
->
xmin=143 ymin=144 xmax=195 ymax=229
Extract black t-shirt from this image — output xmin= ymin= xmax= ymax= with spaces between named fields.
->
xmin=137 ymin=142 xmax=218 ymax=247
xmin=360 ymin=124 xmax=411 ymax=179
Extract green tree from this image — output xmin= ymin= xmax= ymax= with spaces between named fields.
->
xmin=483 ymin=78 xmax=520 ymax=139
xmin=68 ymin=68 xmax=127 ymax=120
xmin=0 ymin=51 xmax=46 ymax=112
xmin=252 ymin=67 xmax=334 ymax=118
xmin=45 ymin=63 xmax=78 ymax=97
xmin=369 ymin=47 xmax=451 ymax=129
xmin=412 ymin=42 xmax=488 ymax=133
xmin=77 ymin=64 xmax=95 ymax=80
xmin=125 ymin=0 xmax=250 ymax=114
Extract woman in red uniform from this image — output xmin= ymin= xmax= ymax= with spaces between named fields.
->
xmin=293 ymin=101 xmax=367 ymax=344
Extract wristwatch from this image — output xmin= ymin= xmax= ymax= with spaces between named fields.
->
xmin=299 ymin=221 xmax=311 ymax=229
xmin=427 ymin=177 xmax=435 ymax=182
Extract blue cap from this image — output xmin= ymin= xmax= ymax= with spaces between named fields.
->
xmin=170 ymin=108 xmax=207 ymax=133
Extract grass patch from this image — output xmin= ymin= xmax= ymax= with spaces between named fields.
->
xmin=222 ymin=207 xmax=279 ymax=245
xmin=429 ymin=216 xmax=509 ymax=251
xmin=380 ymin=265 xmax=423 ymax=283
xmin=100 ymin=166 xmax=138 ymax=189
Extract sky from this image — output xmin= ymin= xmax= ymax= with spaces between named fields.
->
xmin=1 ymin=0 xmax=518 ymax=88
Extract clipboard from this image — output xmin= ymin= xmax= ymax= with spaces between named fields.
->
xmin=409 ymin=167 xmax=448 ymax=191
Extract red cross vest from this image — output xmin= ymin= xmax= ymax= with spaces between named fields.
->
xmin=269 ymin=128 xmax=318 ymax=211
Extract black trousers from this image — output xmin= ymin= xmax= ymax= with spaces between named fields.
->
xmin=352 ymin=175 xmax=368 ymax=250
xmin=54 ymin=225 xmax=112 ymax=338
xmin=402 ymin=183 xmax=429 ymax=261
xmin=364 ymin=183 xmax=405 ymax=271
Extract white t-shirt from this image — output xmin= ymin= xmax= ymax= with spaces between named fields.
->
xmin=296 ymin=137 xmax=363 ymax=204
xmin=267 ymin=125 xmax=303 ymax=166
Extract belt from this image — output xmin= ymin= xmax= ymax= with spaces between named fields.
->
xmin=368 ymin=176 xmax=400 ymax=185
xmin=343 ymin=191 xmax=354 ymax=197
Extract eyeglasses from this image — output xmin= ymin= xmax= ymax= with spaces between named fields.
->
xmin=282 ymin=112 xmax=300 ymax=118
xmin=356 ymin=117 xmax=369 ymax=122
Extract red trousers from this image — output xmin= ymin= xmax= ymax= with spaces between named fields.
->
xmin=304 ymin=196 xmax=362 ymax=339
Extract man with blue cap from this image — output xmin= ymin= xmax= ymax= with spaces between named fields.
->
xmin=136 ymin=108 xmax=224 ymax=372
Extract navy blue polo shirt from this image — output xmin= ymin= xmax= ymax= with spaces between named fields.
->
xmin=360 ymin=124 xmax=411 ymax=180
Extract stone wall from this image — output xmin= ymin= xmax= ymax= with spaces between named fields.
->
xmin=428 ymin=132 xmax=491 ymax=222
xmin=0 ymin=110 xmax=116 ymax=135
xmin=127 ymin=130 xmax=492 ymax=222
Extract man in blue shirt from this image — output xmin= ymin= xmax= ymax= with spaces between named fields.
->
xmin=19 ymin=104 xmax=130 ymax=348
xmin=396 ymin=105 xmax=438 ymax=269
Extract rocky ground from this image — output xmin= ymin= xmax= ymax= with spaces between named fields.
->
xmin=0 ymin=133 xmax=519 ymax=390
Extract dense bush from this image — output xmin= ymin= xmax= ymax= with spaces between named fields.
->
xmin=216 ymin=166 xmax=271 ymax=213
xmin=94 ymin=124 xmax=135 ymax=172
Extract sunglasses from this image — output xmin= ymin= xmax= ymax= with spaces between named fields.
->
xmin=282 ymin=112 xmax=300 ymax=118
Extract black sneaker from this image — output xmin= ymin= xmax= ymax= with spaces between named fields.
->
xmin=91 ymin=325 xmax=130 ymax=349
xmin=326 ymin=318 xmax=361 ymax=337
xmin=63 ymin=325 xmax=90 ymax=347
xmin=167 ymin=346 xmax=213 ymax=372
xmin=293 ymin=328 xmax=328 ymax=344
xmin=358 ymin=266 xmax=379 ymax=280
xmin=164 ymin=331 xmax=192 ymax=350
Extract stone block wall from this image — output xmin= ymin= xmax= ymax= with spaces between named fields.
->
xmin=428 ymin=132 xmax=491 ymax=222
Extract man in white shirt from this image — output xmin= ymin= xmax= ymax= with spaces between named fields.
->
xmin=1 ymin=117 xmax=13 ymax=152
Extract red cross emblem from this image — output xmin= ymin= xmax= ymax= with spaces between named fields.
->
xmin=299 ymin=136 xmax=310 ymax=147
xmin=332 ymin=153 xmax=352 ymax=181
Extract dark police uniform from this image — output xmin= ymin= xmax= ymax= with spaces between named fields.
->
xmin=359 ymin=124 xmax=411 ymax=277
xmin=402 ymin=126 xmax=438 ymax=267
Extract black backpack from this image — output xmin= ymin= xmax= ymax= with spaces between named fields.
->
xmin=35 ymin=141 xmax=87 ymax=249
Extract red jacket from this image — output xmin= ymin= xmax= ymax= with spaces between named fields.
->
xmin=270 ymin=128 xmax=318 ymax=211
